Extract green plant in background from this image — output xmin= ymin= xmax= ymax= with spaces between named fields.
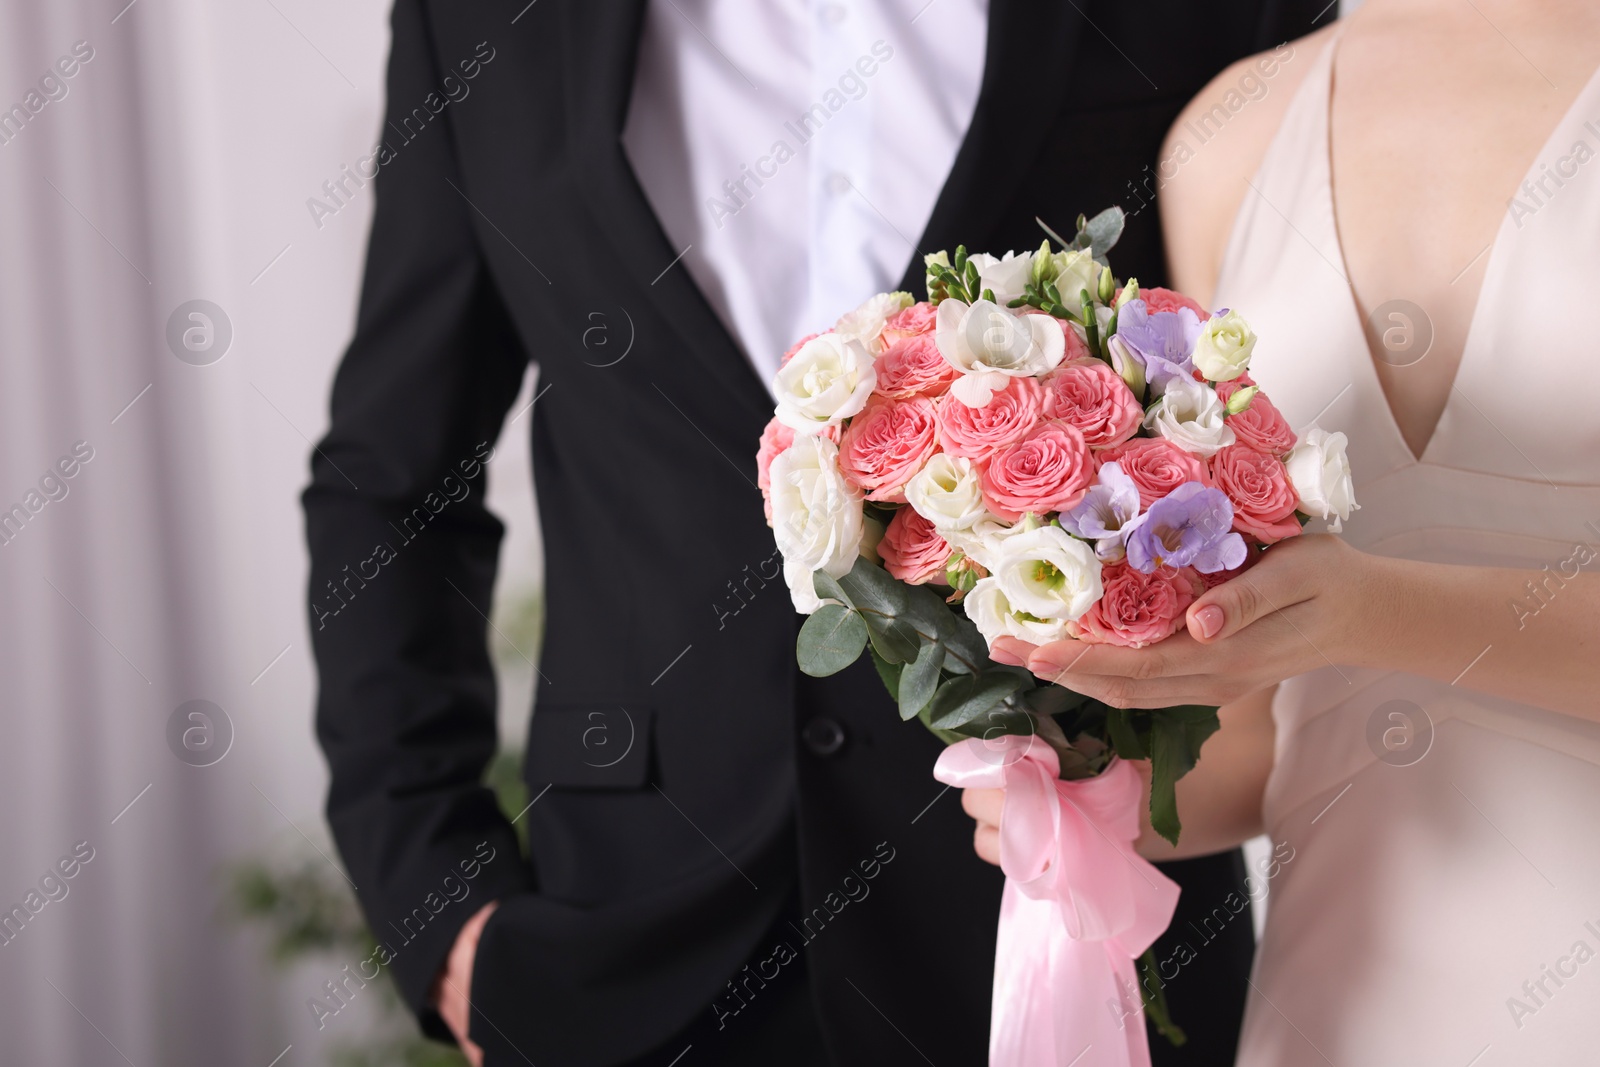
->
xmin=229 ymin=585 xmax=542 ymax=1065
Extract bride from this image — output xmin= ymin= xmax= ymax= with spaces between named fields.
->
xmin=963 ymin=0 xmax=1600 ymax=1062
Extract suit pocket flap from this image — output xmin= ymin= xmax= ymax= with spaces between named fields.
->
xmin=525 ymin=704 xmax=653 ymax=788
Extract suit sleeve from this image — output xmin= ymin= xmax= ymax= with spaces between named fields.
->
xmin=302 ymin=0 xmax=533 ymax=1038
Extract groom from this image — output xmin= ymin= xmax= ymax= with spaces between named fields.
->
xmin=305 ymin=1 xmax=1328 ymax=1064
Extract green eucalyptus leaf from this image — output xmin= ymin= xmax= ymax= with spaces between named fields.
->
xmin=1105 ymin=708 xmax=1148 ymax=761
xmin=898 ymin=639 xmax=944 ymax=721
xmin=812 ymin=570 xmax=853 ymax=609
xmin=868 ymin=645 xmax=902 ymax=697
xmin=796 ymin=605 xmax=868 ymax=677
xmin=1082 ymin=205 xmax=1126 ymax=264
xmin=928 ymin=671 xmax=1030 ymax=730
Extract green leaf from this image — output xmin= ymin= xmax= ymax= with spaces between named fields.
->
xmin=1137 ymin=949 xmax=1188 ymax=1048
xmin=898 ymin=640 xmax=944 ymax=721
xmin=1105 ymin=708 xmax=1148 ymax=761
xmin=868 ymin=645 xmax=902 ymax=697
xmin=812 ymin=570 xmax=852 ymax=608
xmin=945 ymin=704 xmax=1036 ymax=740
xmin=927 ymin=671 xmax=1030 ymax=730
xmin=796 ymin=605 xmax=868 ymax=677
xmin=1082 ymin=205 xmax=1126 ymax=264
xmin=1146 ymin=705 xmax=1221 ymax=845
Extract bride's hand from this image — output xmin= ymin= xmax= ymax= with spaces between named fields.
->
xmin=998 ymin=534 xmax=1375 ymax=709
xmin=961 ymin=787 xmax=1004 ymax=866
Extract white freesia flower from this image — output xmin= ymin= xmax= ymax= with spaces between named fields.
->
xmin=1191 ymin=309 xmax=1256 ymax=382
xmin=969 ymin=250 xmax=1035 ymax=305
xmin=773 ymin=333 xmax=877 ymax=435
xmin=769 ymin=435 xmax=864 ymax=613
xmin=991 ymin=526 xmax=1103 ymax=623
xmin=1142 ymin=375 xmax=1236 ymax=457
xmin=835 ymin=291 xmax=913 ymax=355
xmin=934 ymin=299 xmax=1066 ymax=407
xmin=964 ymin=577 xmax=1071 ymax=647
xmin=1285 ymin=428 xmax=1360 ymax=532
xmin=1036 ymin=248 xmax=1101 ymax=315
xmin=904 ymin=453 xmax=989 ymax=532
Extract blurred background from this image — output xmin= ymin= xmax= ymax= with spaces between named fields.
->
xmin=0 ymin=1 xmax=1359 ymax=1064
xmin=0 ymin=1 xmax=540 ymax=1063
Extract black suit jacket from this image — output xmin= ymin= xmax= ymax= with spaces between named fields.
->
xmin=305 ymin=2 xmax=1329 ymax=1065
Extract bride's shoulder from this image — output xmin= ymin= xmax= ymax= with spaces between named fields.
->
xmin=1160 ymin=24 xmax=1340 ymax=304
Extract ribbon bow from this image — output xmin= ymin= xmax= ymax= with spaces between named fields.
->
xmin=935 ymin=735 xmax=1180 ymax=1067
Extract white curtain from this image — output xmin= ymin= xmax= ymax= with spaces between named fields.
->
xmin=0 ymin=1 xmax=538 ymax=1063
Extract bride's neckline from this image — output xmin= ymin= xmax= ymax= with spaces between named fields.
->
xmin=1320 ymin=30 xmax=1600 ymax=464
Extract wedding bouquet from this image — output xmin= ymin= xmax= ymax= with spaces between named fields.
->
xmin=758 ymin=209 xmax=1356 ymax=1066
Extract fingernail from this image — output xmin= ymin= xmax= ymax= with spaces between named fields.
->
xmin=1193 ymin=605 xmax=1225 ymax=640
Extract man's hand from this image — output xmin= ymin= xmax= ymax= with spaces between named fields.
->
xmin=961 ymin=788 xmax=1005 ymax=867
xmin=431 ymin=900 xmax=500 ymax=1067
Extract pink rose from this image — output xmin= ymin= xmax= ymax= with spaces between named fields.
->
xmin=1210 ymin=443 xmax=1302 ymax=544
xmin=1116 ymin=286 xmax=1209 ymax=319
xmin=838 ymin=395 xmax=940 ymax=503
xmin=878 ymin=506 xmax=953 ymax=585
xmin=1095 ymin=438 xmax=1213 ymax=511
xmin=780 ymin=332 xmax=821 ymax=367
xmin=935 ymin=376 xmax=1043 ymax=463
xmin=980 ymin=421 xmax=1095 ymax=521
xmin=1050 ymin=316 xmax=1094 ymax=363
xmin=874 ymin=334 xmax=960 ymax=399
xmin=1218 ymin=381 xmax=1297 ymax=457
xmin=756 ymin=416 xmax=794 ymax=522
xmin=880 ymin=301 xmax=938 ymax=347
xmin=1075 ymin=562 xmax=1201 ymax=648
xmin=1039 ymin=360 xmax=1143 ymax=448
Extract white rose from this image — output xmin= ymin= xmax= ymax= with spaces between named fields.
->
xmin=773 ymin=333 xmax=877 ymax=435
xmin=835 ymin=291 xmax=913 ymax=355
xmin=769 ymin=435 xmax=864 ymax=611
xmin=935 ymin=298 xmax=1066 ymax=407
xmin=1285 ymin=428 xmax=1359 ymax=532
xmin=968 ymin=250 xmax=1035 ymax=306
xmin=904 ymin=453 xmax=989 ymax=532
xmin=1192 ymin=309 xmax=1256 ymax=382
xmin=1142 ymin=375 xmax=1236 ymax=457
xmin=991 ymin=526 xmax=1103 ymax=623
xmin=964 ymin=577 xmax=1071 ymax=647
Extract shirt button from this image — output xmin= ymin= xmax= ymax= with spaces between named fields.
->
xmin=825 ymin=172 xmax=852 ymax=196
xmin=821 ymin=4 xmax=847 ymax=24
xmin=801 ymin=717 xmax=847 ymax=757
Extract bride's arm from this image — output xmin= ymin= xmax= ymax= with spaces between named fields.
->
xmin=961 ymin=685 xmax=1276 ymax=867
xmin=1020 ymin=534 xmax=1600 ymax=721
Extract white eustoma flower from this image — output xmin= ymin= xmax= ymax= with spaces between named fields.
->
xmin=969 ymin=250 xmax=1036 ymax=306
xmin=904 ymin=453 xmax=989 ymax=532
xmin=935 ymin=299 xmax=1066 ymax=407
xmin=1191 ymin=309 xmax=1257 ymax=382
xmin=1285 ymin=428 xmax=1360 ymax=532
xmin=773 ymin=333 xmax=877 ymax=435
xmin=964 ymin=577 xmax=1071 ymax=647
xmin=944 ymin=514 xmax=1026 ymax=573
xmin=835 ymin=291 xmax=913 ymax=355
xmin=769 ymin=435 xmax=864 ymax=613
xmin=1142 ymin=375 xmax=1236 ymax=457
xmin=991 ymin=526 xmax=1103 ymax=623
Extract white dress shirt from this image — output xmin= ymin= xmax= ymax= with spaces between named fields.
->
xmin=621 ymin=0 xmax=989 ymax=388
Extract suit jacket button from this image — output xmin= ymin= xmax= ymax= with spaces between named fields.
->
xmin=801 ymin=716 xmax=846 ymax=757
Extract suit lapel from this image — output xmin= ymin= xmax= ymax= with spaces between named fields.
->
xmin=559 ymin=0 xmax=772 ymax=421
xmin=897 ymin=0 xmax=1087 ymax=293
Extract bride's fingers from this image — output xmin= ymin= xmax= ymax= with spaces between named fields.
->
xmin=1033 ymin=669 xmax=1231 ymax=709
xmin=973 ymin=824 xmax=1000 ymax=866
xmin=961 ymin=787 xmax=1005 ymax=827
xmin=988 ymin=635 xmax=1038 ymax=667
xmin=1186 ymin=535 xmax=1330 ymax=644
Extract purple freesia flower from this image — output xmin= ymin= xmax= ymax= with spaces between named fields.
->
xmin=1115 ymin=299 xmax=1202 ymax=396
xmin=1060 ymin=461 xmax=1142 ymax=561
xmin=1124 ymin=481 xmax=1247 ymax=574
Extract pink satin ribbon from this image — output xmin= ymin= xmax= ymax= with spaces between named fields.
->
xmin=934 ymin=735 xmax=1180 ymax=1067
